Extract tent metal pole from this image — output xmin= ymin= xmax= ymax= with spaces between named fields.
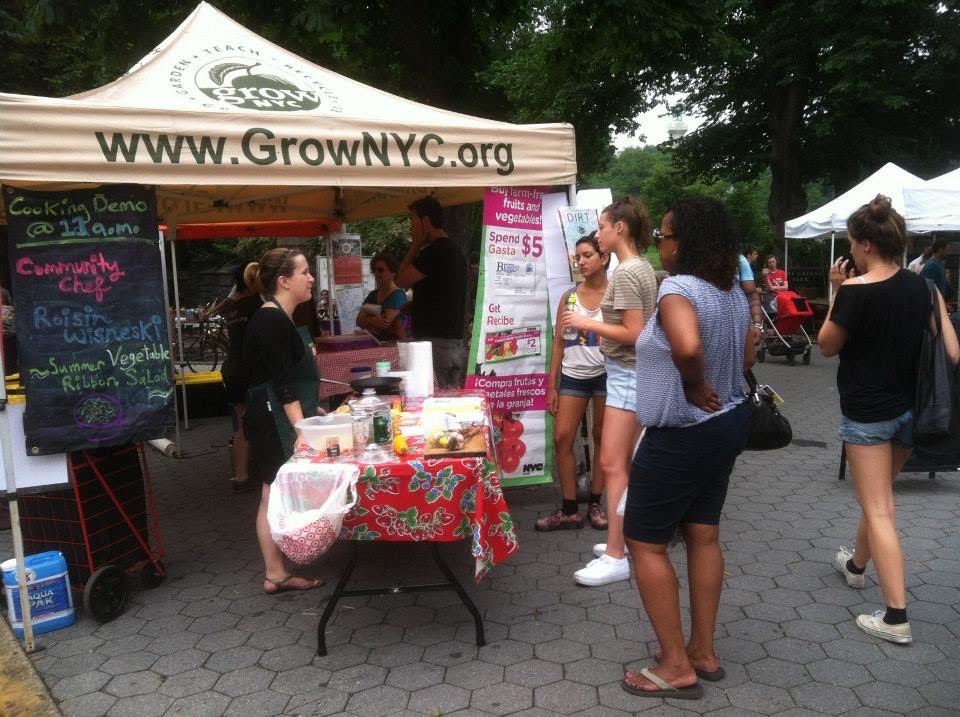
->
xmin=828 ymin=231 xmax=836 ymax=302
xmin=168 ymin=224 xmax=190 ymax=430
xmin=566 ymin=183 xmax=577 ymax=205
xmin=327 ymin=232 xmax=336 ymax=336
xmin=784 ymin=237 xmax=789 ymax=276
xmin=158 ymin=226 xmax=181 ymax=453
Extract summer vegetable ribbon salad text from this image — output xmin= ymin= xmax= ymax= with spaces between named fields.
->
xmin=94 ymin=128 xmax=516 ymax=175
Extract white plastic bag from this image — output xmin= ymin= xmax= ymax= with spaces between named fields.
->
xmin=267 ymin=464 xmax=360 ymax=565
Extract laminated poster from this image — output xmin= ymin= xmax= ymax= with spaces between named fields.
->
xmin=557 ymin=206 xmax=599 ymax=282
xmin=467 ymin=186 xmax=552 ymax=487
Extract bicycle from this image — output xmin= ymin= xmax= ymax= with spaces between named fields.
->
xmin=182 ymin=313 xmax=229 ymax=373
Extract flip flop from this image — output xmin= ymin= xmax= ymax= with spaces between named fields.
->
xmin=622 ymin=667 xmax=703 ymax=700
xmin=264 ymin=574 xmax=323 ymax=594
xmin=655 ymin=652 xmax=725 ymax=681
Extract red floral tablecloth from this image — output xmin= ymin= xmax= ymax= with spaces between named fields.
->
xmin=289 ymin=394 xmax=518 ymax=581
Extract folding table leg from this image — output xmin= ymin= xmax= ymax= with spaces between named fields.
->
xmin=431 ymin=544 xmax=485 ymax=648
xmin=316 ymin=542 xmax=359 ymax=656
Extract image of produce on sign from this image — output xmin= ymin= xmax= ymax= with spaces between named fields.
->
xmin=492 ymin=410 xmax=526 ymax=474
xmin=484 ymin=327 xmax=541 ymax=363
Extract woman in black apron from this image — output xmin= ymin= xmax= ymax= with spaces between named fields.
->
xmin=242 ymin=248 xmax=322 ymax=594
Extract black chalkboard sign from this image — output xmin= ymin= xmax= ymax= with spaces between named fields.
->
xmin=4 ymin=184 xmax=174 ymax=455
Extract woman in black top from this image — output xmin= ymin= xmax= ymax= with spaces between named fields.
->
xmin=218 ymin=260 xmax=262 ymax=492
xmin=242 ymin=248 xmax=323 ymax=594
xmin=819 ymin=195 xmax=958 ymax=645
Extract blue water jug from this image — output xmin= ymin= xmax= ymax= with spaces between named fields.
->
xmin=2 ymin=551 xmax=75 ymax=638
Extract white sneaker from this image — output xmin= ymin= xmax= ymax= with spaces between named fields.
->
xmin=834 ymin=546 xmax=866 ymax=589
xmin=574 ymin=554 xmax=630 ymax=586
xmin=592 ymin=543 xmax=632 ymax=560
xmin=856 ymin=610 xmax=912 ymax=644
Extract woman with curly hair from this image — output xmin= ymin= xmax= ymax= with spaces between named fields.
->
xmin=621 ymin=197 xmax=754 ymax=700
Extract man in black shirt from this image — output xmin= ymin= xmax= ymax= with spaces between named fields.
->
xmin=396 ymin=197 xmax=468 ymax=388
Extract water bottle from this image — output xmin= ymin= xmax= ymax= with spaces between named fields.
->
xmin=562 ymin=292 xmax=578 ymax=341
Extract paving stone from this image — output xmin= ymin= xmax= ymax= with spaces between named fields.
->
xmin=156 ymin=666 xmax=219 ymax=698
xmin=765 ymin=636 xmax=828 ymax=664
xmin=224 ymin=688 xmax=290 ymax=716
xmin=563 ymin=657 xmax=624 ymax=686
xmin=408 ymin=683 xmax=472 ymax=714
xmin=42 ymin=653 xmax=109 ymax=679
xmin=152 ymin=647 xmax=209 ymax=676
xmin=193 ymin=628 xmax=250 ymax=652
xmin=145 ymin=630 xmax=201 ymax=656
xmin=213 ymin=664 xmax=275 ymax=697
xmin=534 ymin=681 xmax=598 ymax=713
xmin=535 ymin=637 xmax=591 ymax=664
xmin=477 ymin=639 xmax=535 ymax=666
xmin=259 ymin=644 xmax=317 ymax=672
xmin=50 ymin=670 xmax=111 ymax=700
xmin=422 ymin=640 xmax=479 ymax=666
xmin=471 ymin=682 xmax=534 ymax=715
xmin=328 ymin=663 xmax=387 ymax=693
xmin=103 ymin=669 xmax=164 ymax=697
xmin=203 ymin=645 xmax=263 ymax=673
xmin=46 ymin=635 xmax=105 ymax=658
xmin=746 ymin=658 xmax=811 ymax=689
xmin=508 ymin=619 xmax=563 ymax=644
xmin=311 ymin=642 xmax=371 ymax=671
xmin=99 ymin=651 xmax=158 ymax=676
xmin=105 ymin=693 xmax=173 ymax=717
xmin=725 ymin=682 xmax=797 ymax=715
xmin=855 ymin=680 xmax=927 ymax=713
xmin=562 ymin=620 xmax=617 ymax=645
xmin=189 ymin=613 xmax=242 ymax=634
xmin=385 ymin=661 xmax=445 ymax=690
xmin=165 ymin=691 xmax=232 ymax=717
xmin=343 ymin=684 xmax=409 ymax=716
xmin=504 ymin=658 xmax=563 ymax=688
xmin=57 ymin=691 xmax=117 ymax=717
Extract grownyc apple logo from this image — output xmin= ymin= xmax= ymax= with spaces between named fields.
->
xmin=190 ymin=55 xmax=337 ymax=112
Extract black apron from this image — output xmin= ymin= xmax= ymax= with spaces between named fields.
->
xmin=244 ymin=313 xmax=319 ymax=483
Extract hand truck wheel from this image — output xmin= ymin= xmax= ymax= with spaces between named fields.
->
xmin=803 ymin=349 xmax=811 ymax=365
xmin=786 ymin=352 xmax=795 ymax=365
xmin=140 ymin=560 xmax=166 ymax=589
xmin=83 ymin=565 xmax=129 ymax=622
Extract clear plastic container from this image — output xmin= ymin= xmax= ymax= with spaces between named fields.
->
xmin=349 ymin=388 xmax=393 ymax=462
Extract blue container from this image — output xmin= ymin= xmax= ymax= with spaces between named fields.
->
xmin=2 ymin=551 xmax=75 ymax=638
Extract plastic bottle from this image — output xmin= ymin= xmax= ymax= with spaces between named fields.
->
xmin=562 ymin=292 xmax=578 ymax=340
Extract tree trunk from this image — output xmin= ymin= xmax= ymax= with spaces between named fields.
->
xmin=767 ymin=82 xmax=807 ymax=239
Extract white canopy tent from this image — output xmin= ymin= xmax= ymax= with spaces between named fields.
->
xmin=784 ymin=162 xmax=924 ymax=239
xmin=0 ymin=1 xmax=577 ymax=224
xmin=783 ymin=163 xmax=925 ymax=297
xmin=903 ymin=167 xmax=960 ymax=233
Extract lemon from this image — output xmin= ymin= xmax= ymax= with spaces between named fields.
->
xmin=393 ymin=434 xmax=408 ymax=455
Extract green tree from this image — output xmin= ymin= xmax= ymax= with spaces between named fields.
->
xmin=675 ymin=0 xmax=960 ymax=234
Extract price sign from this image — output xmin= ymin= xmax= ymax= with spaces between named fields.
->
xmin=520 ymin=234 xmax=543 ymax=258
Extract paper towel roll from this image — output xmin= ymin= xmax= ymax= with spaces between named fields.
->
xmin=398 ymin=341 xmax=434 ymax=398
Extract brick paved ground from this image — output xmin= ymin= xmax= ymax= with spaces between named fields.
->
xmin=2 ymin=356 xmax=959 ymax=716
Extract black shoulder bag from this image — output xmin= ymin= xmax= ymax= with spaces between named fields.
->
xmin=744 ymin=370 xmax=793 ymax=450
xmin=913 ymin=280 xmax=959 ymax=445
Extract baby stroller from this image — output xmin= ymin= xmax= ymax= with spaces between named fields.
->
xmin=758 ymin=290 xmax=813 ymax=365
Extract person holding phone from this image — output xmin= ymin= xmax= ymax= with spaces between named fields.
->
xmin=819 ymin=195 xmax=959 ymax=644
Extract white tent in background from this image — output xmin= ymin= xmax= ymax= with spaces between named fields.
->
xmin=902 ymin=166 xmax=960 ymax=233
xmin=784 ymin=162 xmax=925 ymax=239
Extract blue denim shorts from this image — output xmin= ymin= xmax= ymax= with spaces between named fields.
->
xmin=604 ymin=359 xmax=636 ymax=411
xmin=839 ymin=409 xmax=914 ymax=448
xmin=558 ymin=371 xmax=607 ymax=398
